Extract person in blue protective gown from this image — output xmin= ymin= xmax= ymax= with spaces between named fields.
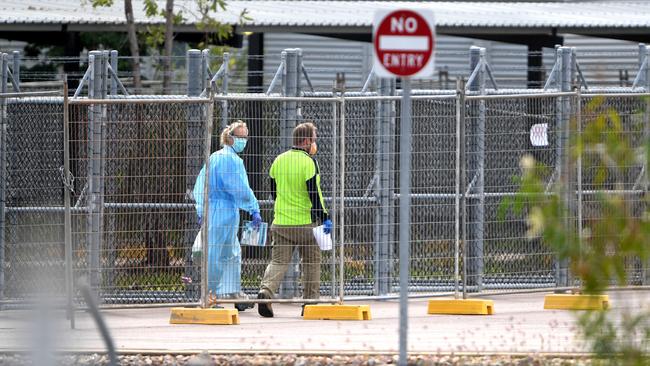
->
xmin=193 ymin=120 xmax=261 ymax=310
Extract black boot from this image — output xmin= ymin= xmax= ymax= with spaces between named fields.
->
xmin=233 ymin=292 xmax=254 ymax=312
xmin=257 ymin=290 xmax=274 ymax=318
xmin=235 ymin=302 xmax=254 ymax=311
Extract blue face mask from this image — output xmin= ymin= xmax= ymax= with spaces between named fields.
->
xmin=232 ymin=137 xmax=247 ymax=153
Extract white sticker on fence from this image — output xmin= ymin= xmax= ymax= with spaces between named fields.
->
xmin=530 ymin=123 xmax=549 ymax=147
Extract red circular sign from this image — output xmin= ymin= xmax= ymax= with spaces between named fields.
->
xmin=374 ymin=9 xmax=434 ymax=77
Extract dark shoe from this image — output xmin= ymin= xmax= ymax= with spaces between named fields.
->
xmin=232 ymin=292 xmax=254 ymax=312
xmin=301 ymin=304 xmax=306 ymax=317
xmin=257 ymin=290 xmax=274 ymax=318
xmin=235 ymin=302 xmax=254 ymax=312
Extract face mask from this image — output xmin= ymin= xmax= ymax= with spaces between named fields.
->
xmin=309 ymin=142 xmax=317 ymax=156
xmin=232 ymin=137 xmax=247 ymax=153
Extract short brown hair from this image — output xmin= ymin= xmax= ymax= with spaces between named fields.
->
xmin=292 ymin=122 xmax=316 ymax=146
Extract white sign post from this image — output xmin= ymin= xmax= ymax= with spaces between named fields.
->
xmin=373 ymin=9 xmax=435 ymax=366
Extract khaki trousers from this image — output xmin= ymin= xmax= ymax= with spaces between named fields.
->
xmin=260 ymin=223 xmax=321 ymax=299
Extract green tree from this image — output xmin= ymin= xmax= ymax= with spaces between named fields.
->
xmin=89 ymin=0 xmax=248 ymax=94
xmin=89 ymin=0 xmax=144 ymax=92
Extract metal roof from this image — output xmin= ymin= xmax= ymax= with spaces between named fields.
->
xmin=1 ymin=1 xmax=650 ymax=35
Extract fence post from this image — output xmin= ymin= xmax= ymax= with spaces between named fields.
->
xmin=12 ymin=51 xmax=20 ymax=91
xmin=188 ymin=50 xmax=202 ymax=96
xmin=279 ymin=48 xmax=301 ymax=299
xmin=455 ymin=78 xmax=466 ymax=299
xmin=101 ymin=51 xmax=112 ymax=291
xmin=62 ymin=76 xmax=75 ymax=328
xmin=374 ymin=78 xmax=395 ymax=295
xmin=468 ymin=46 xmax=480 ymax=90
xmin=640 ymin=44 xmax=650 ymax=285
xmin=466 ymin=46 xmax=485 ymax=292
xmin=201 ymin=49 xmax=210 ymax=92
xmin=87 ymin=50 xmax=104 ymax=293
xmin=185 ymin=49 xmax=202 ymax=299
xmin=297 ymin=49 xmax=303 ymax=94
xmin=102 ymin=51 xmax=110 ymax=98
xmin=200 ymin=88 xmax=215 ymax=308
xmin=282 ymin=49 xmax=299 ymax=149
xmin=556 ymin=46 xmax=572 ymax=288
xmin=1 ymin=54 xmax=6 ymax=94
xmin=375 ymin=78 xmax=396 ymax=295
xmin=330 ymin=93 xmax=338 ymax=298
xmin=220 ymin=52 xmax=230 ymax=132
xmin=575 ymin=84 xmax=583 ymax=287
xmin=0 ymin=54 xmax=8 ymax=307
xmin=110 ymin=50 xmax=118 ymax=96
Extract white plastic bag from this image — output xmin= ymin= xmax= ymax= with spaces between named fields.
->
xmin=192 ymin=230 xmax=202 ymax=260
xmin=313 ymin=225 xmax=333 ymax=251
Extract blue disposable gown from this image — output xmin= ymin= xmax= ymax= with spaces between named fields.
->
xmin=193 ymin=146 xmax=259 ymax=296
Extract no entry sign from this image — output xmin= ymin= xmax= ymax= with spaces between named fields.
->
xmin=373 ymin=9 xmax=435 ymax=78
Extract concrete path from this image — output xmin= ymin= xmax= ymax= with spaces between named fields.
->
xmin=0 ymin=291 xmax=646 ymax=354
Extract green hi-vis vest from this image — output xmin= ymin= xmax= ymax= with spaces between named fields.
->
xmin=270 ymin=149 xmax=327 ymax=225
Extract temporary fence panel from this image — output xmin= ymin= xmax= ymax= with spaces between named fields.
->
xmin=2 ymin=92 xmax=649 ymax=307
xmin=407 ymin=93 xmax=459 ymax=294
xmin=68 ymin=97 xmax=211 ymax=305
xmin=467 ymin=92 xmax=560 ymax=292
xmin=215 ymin=95 xmax=340 ymax=300
xmin=578 ymin=92 xmax=649 ymax=286
xmin=3 ymin=43 xmax=650 ymax=309
xmin=3 ymin=97 xmax=66 ymax=303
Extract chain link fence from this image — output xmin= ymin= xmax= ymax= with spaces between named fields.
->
xmin=69 ymin=97 xmax=212 ymax=305
xmin=1 ymin=45 xmax=649 ymax=308
xmin=3 ymin=96 xmax=66 ymax=303
xmin=579 ymin=91 xmax=649 ymax=286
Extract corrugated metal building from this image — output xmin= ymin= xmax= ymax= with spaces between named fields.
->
xmin=264 ymin=33 xmax=639 ymax=90
xmin=1 ymin=0 xmax=648 ymax=89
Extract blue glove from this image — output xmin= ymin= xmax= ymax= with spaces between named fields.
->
xmin=197 ymin=216 xmax=202 ymax=227
xmin=323 ymin=219 xmax=333 ymax=235
xmin=252 ymin=212 xmax=262 ymax=229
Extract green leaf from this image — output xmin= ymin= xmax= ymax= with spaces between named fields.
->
xmin=91 ymin=0 xmax=114 ymax=7
xmin=143 ymin=0 xmax=159 ymax=17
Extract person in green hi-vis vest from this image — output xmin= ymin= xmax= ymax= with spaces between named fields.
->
xmin=257 ymin=122 xmax=333 ymax=318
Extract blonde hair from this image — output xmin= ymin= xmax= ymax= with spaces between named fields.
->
xmin=220 ymin=120 xmax=247 ymax=146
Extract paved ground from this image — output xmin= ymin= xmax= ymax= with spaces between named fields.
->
xmin=0 ymin=290 xmax=646 ymax=355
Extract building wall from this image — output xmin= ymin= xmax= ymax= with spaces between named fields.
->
xmin=264 ymin=33 xmax=642 ymax=91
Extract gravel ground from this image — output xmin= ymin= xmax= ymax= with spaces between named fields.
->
xmin=0 ymin=353 xmax=595 ymax=366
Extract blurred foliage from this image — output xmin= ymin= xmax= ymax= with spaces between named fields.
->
xmin=21 ymin=32 xmax=149 ymax=81
xmin=20 ymin=0 xmax=251 ymax=83
xmin=500 ymin=96 xmax=650 ymax=364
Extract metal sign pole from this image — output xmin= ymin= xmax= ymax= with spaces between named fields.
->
xmin=398 ymin=77 xmax=412 ymax=366
xmin=372 ymin=9 xmax=434 ymax=361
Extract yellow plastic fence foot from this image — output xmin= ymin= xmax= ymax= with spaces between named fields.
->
xmin=543 ymin=294 xmax=609 ymax=310
xmin=303 ymin=304 xmax=372 ymax=320
xmin=427 ymin=299 xmax=494 ymax=315
xmin=169 ymin=307 xmax=240 ymax=325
